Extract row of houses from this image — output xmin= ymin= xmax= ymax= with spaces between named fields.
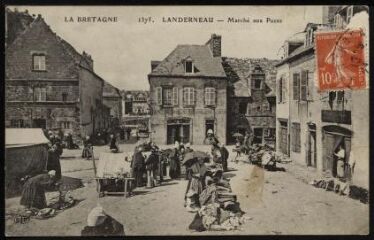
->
xmin=148 ymin=34 xmax=278 ymax=145
xmin=275 ymin=5 xmax=369 ymax=189
xmin=146 ymin=5 xmax=369 ymax=189
xmin=5 ymin=8 xmax=123 ymax=139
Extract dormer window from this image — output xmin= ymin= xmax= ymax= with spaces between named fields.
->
xmin=347 ymin=6 xmax=353 ymax=23
xmin=306 ymin=28 xmax=314 ymax=47
xmin=334 ymin=14 xmax=343 ymax=29
xmin=32 ymin=54 xmax=46 ymax=71
xmin=185 ymin=60 xmax=193 ymax=73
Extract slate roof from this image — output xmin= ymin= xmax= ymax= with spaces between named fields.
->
xmin=103 ymin=81 xmax=121 ymax=98
xmin=149 ymin=44 xmax=226 ymax=78
xmin=222 ymin=57 xmax=279 ymax=98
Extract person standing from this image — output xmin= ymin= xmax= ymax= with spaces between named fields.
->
xmin=47 ymin=145 xmax=62 ymax=181
xmin=145 ymin=148 xmax=159 ymax=188
xmin=20 ymin=170 xmax=57 ymax=209
xmin=169 ymin=141 xmax=181 ymax=179
xmin=219 ymin=143 xmax=229 ymax=172
xmin=185 ymin=157 xmax=208 ymax=212
xmin=131 ymin=146 xmax=146 ymax=188
xmin=334 ymin=144 xmax=346 ymax=179
xmin=109 ymin=134 xmax=119 ymax=152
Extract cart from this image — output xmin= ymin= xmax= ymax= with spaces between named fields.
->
xmin=95 ymin=152 xmax=135 ymax=198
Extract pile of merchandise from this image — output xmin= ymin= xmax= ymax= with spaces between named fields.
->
xmin=188 ymin=168 xmax=250 ymax=232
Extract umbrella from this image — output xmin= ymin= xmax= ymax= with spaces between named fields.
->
xmin=182 ymin=151 xmax=210 ymax=166
xmin=232 ymin=132 xmax=244 ymax=138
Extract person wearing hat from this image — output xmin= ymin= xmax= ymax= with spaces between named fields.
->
xmin=20 ymin=170 xmax=57 ymax=209
xmin=145 ymin=147 xmax=159 ymax=188
xmin=47 ymin=144 xmax=62 ymax=181
xmin=81 ymin=205 xmax=125 ymax=236
xmin=204 ymin=129 xmax=219 ymax=145
xmin=184 ymin=143 xmax=194 ymax=180
xmin=131 ymin=146 xmax=146 ymax=187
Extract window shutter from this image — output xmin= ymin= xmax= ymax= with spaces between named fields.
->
xmin=191 ymin=88 xmax=195 ymax=105
xmin=307 ymin=71 xmax=314 ymax=101
xmin=293 ymin=73 xmax=300 ymax=100
xmin=278 ymin=78 xmax=283 ymax=103
xmin=156 ymin=87 xmax=162 ymax=105
xmin=212 ymin=88 xmax=216 ymax=106
xmin=172 ymin=87 xmax=178 ymax=106
xmin=300 ymin=70 xmax=308 ymax=101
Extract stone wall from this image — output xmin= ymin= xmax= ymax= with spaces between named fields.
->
xmin=149 ymin=76 xmax=227 ymax=145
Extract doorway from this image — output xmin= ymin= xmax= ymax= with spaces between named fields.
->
xmin=205 ymin=120 xmax=214 ymax=137
xmin=33 ymin=118 xmax=46 ymax=129
xmin=306 ymin=124 xmax=317 ymax=167
xmin=253 ymin=128 xmax=263 ymax=144
xmin=167 ymin=119 xmax=191 ymax=144
xmin=322 ymin=125 xmax=352 ymax=177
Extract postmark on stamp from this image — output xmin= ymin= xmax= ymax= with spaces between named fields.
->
xmin=315 ymin=30 xmax=366 ymax=91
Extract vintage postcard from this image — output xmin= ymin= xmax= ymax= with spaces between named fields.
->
xmin=4 ymin=5 xmax=370 ymax=236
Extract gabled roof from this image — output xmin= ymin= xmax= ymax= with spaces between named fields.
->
xmin=149 ymin=44 xmax=226 ymax=78
xmin=103 ymin=81 xmax=121 ymax=98
xmin=223 ymin=57 xmax=279 ymax=98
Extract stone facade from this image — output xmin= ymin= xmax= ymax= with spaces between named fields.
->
xmin=5 ymin=9 xmax=109 ymax=139
xmin=149 ymin=34 xmax=227 ymax=145
xmin=223 ymin=58 xmax=278 ymax=144
xmin=103 ymin=81 xmax=122 ymax=128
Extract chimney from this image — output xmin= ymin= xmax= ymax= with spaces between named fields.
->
xmin=151 ymin=60 xmax=161 ymax=71
xmin=207 ymin=33 xmax=221 ymax=57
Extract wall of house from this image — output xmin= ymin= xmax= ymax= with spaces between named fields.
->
xmin=79 ymin=66 xmax=104 ymax=137
xmin=5 ymin=16 xmax=79 ymax=81
xmin=149 ymin=76 xmax=227 ymax=145
xmin=103 ymin=97 xmax=122 ymax=119
xmin=350 ymin=89 xmax=369 ymax=189
xmin=289 ymin=54 xmax=325 ymax=170
xmin=275 ymin=63 xmax=290 ymax=153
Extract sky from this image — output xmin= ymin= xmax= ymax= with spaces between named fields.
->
xmin=10 ymin=6 xmax=324 ymax=90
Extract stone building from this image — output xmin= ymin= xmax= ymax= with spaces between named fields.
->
xmin=148 ymin=34 xmax=227 ymax=145
xmin=275 ymin=5 xmax=369 ymax=189
xmin=103 ymin=81 xmax=122 ymax=128
xmin=5 ymin=9 xmax=110 ymax=138
xmin=121 ymin=90 xmax=150 ymax=134
xmin=223 ymin=58 xmax=278 ymax=145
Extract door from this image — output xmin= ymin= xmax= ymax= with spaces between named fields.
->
xmin=279 ymin=126 xmax=288 ymax=155
xmin=253 ymin=128 xmax=263 ymax=144
xmin=307 ymin=130 xmax=317 ymax=167
xmin=182 ymin=125 xmax=190 ymax=144
xmin=33 ymin=119 xmax=46 ymax=129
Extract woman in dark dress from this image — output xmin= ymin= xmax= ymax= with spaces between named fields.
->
xmin=109 ymin=134 xmax=119 ymax=152
xmin=169 ymin=142 xmax=181 ymax=179
xmin=20 ymin=171 xmax=56 ymax=209
xmin=185 ymin=157 xmax=207 ymax=211
xmin=131 ymin=146 xmax=146 ymax=187
xmin=47 ymin=145 xmax=62 ymax=181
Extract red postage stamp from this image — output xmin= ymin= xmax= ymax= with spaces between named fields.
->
xmin=315 ymin=30 xmax=366 ymax=91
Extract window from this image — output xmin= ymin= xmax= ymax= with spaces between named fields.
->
xmin=172 ymin=87 xmax=179 ymax=106
xmin=306 ymin=28 xmax=314 ymax=47
xmin=300 ymin=70 xmax=308 ymax=101
xmin=239 ymin=102 xmax=247 ymax=114
xmin=162 ymin=88 xmax=173 ymax=106
xmin=32 ymin=54 xmax=46 ymax=71
xmin=291 ymin=123 xmax=301 ymax=153
xmin=61 ymin=121 xmax=70 ymax=129
xmin=334 ymin=14 xmax=343 ymax=29
xmin=155 ymin=87 xmax=162 ymax=105
xmin=263 ymin=101 xmax=270 ymax=111
xmin=293 ymin=73 xmax=300 ymax=100
xmin=11 ymin=119 xmax=24 ymax=128
xmin=62 ymin=93 xmax=68 ymax=102
xmin=205 ymin=87 xmax=216 ymax=106
xmin=347 ymin=6 xmax=353 ymax=23
xmin=183 ymin=87 xmax=195 ymax=106
xmin=34 ymin=87 xmax=46 ymax=101
xmin=185 ymin=60 xmax=193 ymax=73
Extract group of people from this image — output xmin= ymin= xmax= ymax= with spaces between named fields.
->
xmin=20 ymin=131 xmax=64 ymax=210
